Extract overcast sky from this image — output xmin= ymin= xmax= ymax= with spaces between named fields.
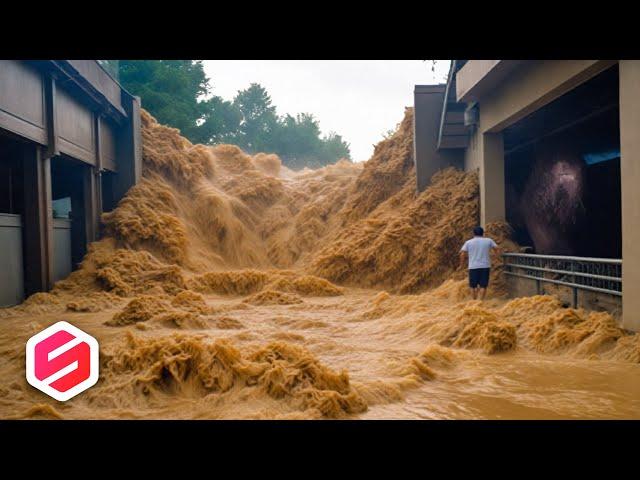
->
xmin=202 ymin=60 xmax=451 ymax=162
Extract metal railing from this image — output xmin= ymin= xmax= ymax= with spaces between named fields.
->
xmin=502 ymin=252 xmax=622 ymax=307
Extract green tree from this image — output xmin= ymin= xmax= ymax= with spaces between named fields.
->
xmin=320 ymin=132 xmax=351 ymax=163
xmin=232 ymin=83 xmax=279 ymax=153
xmin=119 ymin=62 xmax=351 ymax=168
xmin=272 ymin=113 xmax=351 ymax=168
xmin=276 ymin=113 xmax=322 ymax=165
xmin=119 ymin=60 xmax=219 ymax=144
xmin=192 ymin=96 xmax=241 ymax=145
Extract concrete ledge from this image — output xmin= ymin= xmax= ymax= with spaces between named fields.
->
xmin=456 ymin=60 xmax=522 ymax=103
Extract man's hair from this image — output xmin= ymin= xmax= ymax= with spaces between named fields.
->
xmin=473 ymin=226 xmax=484 ymax=236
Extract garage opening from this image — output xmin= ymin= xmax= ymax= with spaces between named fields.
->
xmin=0 ymin=132 xmax=26 ymax=306
xmin=51 ymin=155 xmax=92 ymax=280
xmin=503 ymin=65 xmax=621 ymax=258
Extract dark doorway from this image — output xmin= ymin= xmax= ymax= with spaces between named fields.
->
xmin=0 ymin=132 xmax=27 ymax=305
xmin=51 ymin=155 xmax=91 ymax=272
xmin=0 ymin=132 xmax=25 ymax=216
xmin=101 ymin=170 xmax=117 ymax=213
xmin=503 ymin=65 xmax=621 ymax=258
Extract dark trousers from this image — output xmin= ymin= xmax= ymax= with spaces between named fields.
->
xmin=468 ymin=268 xmax=490 ymax=288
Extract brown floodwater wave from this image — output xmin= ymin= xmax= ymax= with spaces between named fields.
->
xmin=1 ymin=109 xmax=638 ymax=419
xmin=1 ymin=283 xmax=639 ymax=419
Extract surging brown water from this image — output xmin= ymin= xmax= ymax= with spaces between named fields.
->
xmin=1 ymin=109 xmax=638 ymax=419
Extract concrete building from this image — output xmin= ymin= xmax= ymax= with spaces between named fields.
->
xmin=414 ymin=60 xmax=638 ymax=331
xmin=0 ymin=60 xmax=141 ymax=306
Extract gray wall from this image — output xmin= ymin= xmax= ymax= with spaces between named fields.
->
xmin=414 ymin=85 xmax=464 ymax=191
xmin=0 ymin=61 xmax=47 ymax=145
xmin=53 ymin=218 xmax=72 ymax=283
xmin=0 ymin=214 xmax=24 ymax=306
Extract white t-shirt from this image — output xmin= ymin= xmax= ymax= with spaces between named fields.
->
xmin=460 ymin=237 xmax=498 ymax=269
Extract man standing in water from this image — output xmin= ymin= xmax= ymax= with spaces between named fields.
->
xmin=459 ymin=226 xmax=500 ymax=300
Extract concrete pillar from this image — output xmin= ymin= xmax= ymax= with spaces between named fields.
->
xmin=83 ymin=165 xmax=98 ymax=244
xmin=68 ymin=164 xmax=98 ymax=267
xmin=619 ymin=60 xmax=640 ymax=332
xmin=478 ymin=131 xmax=505 ymax=226
xmin=114 ymin=94 xmax=142 ymax=203
xmin=94 ymin=168 xmax=103 ymax=237
xmin=69 ymin=166 xmax=85 ymax=268
xmin=94 ymin=114 xmax=104 ymax=237
xmin=22 ymin=145 xmax=53 ymax=295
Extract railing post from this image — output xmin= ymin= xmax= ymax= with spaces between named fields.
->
xmin=570 ymin=260 xmax=577 ymax=308
xmin=536 ymin=256 xmax=542 ymax=295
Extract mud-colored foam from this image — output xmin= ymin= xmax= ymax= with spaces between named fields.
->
xmin=92 ymin=333 xmax=366 ymax=418
xmin=107 ymin=296 xmax=171 ymax=326
xmin=13 ymin=403 xmax=64 ymax=420
xmin=189 ymin=270 xmax=270 ymax=295
xmin=151 ymin=312 xmax=209 ymax=330
xmin=439 ymin=306 xmax=518 ymax=354
xmin=170 ymin=290 xmax=211 ymax=314
xmin=1 ymin=108 xmax=638 ymax=421
xmin=66 ymin=292 xmax=123 ymax=313
xmin=265 ymin=275 xmax=344 ymax=296
xmin=243 ymin=290 xmax=304 ymax=306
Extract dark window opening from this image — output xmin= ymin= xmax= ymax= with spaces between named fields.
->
xmin=503 ymin=65 xmax=621 ymax=258
xmin=0 ymin=132 xmax=28 ymax=306
xmin=0 ymin=133 xmax=26 ymax=216
xmin=101 ymin=170 xmax=116 ymax=213
xmin=52 ymin=197 xmax=72 ymax=218
xmin=51 ymin=155 xmax=90 ymax=272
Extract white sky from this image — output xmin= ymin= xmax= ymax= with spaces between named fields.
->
xmin=202 ymin=60 xmax=451 ymax=162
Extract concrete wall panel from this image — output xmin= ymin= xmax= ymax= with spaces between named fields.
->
xmin=56 ymin=87 xmax=96 ymax=164
xmin=0 ymin=214 xmax=24 ymax=306
xmin=619 ymin=60 xmax=640 ymax=332
xmin=100 ymin=117 xmax=117 ymax=172
xmin=52 ymin=218 xmax=72 ymax=283
xmin=0 ymin=60 xmax=46 ymax=144
xmin=414 ymin=85 xmax=464 ymax=191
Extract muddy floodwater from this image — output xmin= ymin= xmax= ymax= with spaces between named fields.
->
xmin=2 ymin=283 xmax=639 ymax=419
xmin=1 ymin=108 xmax=638 ymax=420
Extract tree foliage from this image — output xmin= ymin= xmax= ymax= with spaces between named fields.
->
xmin=195 ymin=96 xmax=241 ymax=145
xmin=118 ymin=61 xmax=351 ymax=169
xmin=232 ymin=84 xmax=279 ymax=153
xmin=119 ymin=60 xmax=212 ymax=143
xmin=272 ymin=113 xmax=350 ymax=169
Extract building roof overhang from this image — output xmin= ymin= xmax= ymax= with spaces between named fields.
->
xmin=455 ymin=60 xmax=523 ymax=103
xmin=28 ymin=60 xmax=131 ymax=125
